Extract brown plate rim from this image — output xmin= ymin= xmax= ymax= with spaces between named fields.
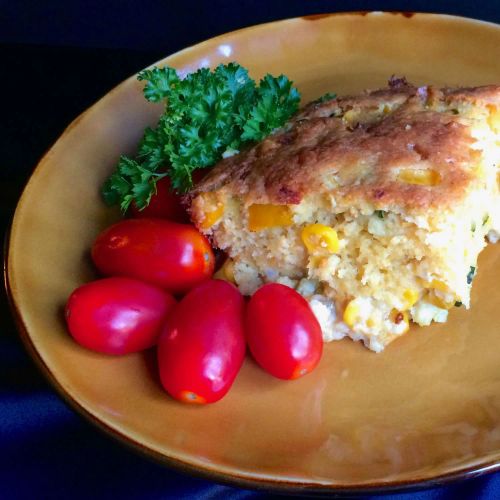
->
xmin=4 ymin=11 xmax=500 ymax=495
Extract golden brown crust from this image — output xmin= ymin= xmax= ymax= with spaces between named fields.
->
xmin=189 ymin=80 xmax=500 ymax=213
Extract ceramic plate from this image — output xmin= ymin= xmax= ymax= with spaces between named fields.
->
xmin=5 ymin=12 xmax=500 ymax=494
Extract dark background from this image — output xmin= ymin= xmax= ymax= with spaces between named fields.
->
xmin=1 ymin=1 xmax=500 ymax=499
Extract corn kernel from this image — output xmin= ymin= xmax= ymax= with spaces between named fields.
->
xmin=367 ymin=318 xmax=376 ymax=328
xmin=487 ymin=105 xmax=500 ymax=133
xmin=389 ymin=309 xmax=410 ymax=333
xmin=402 ymin=289 xmax=419 ymax=309
xmin=301 ymin=224 xmax=340 ymax=254
xmin=248 ymin=204 xmax=292 ymax=232
xmin=398 ymin=169 xmax=441 ymax=186
xmin=199 ymin=194 xmax=224 ymax=229
xmin=343 ymin=300 xmax=360 ymax=328
xmin=214 ymin=258 xmax=235 ymax=283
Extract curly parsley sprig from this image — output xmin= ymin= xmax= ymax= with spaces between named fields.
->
xmin=102 ymin=63 xmax=301 ymax=212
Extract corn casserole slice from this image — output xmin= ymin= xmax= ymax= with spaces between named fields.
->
xmin=188 ymin=78 xmax=500 ymax=352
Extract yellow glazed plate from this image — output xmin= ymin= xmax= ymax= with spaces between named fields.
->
xmin=5 ymin=12 xmax=500 ymax=494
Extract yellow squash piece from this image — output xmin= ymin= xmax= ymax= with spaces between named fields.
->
xmin=199 ymin=194 xmax=224 ymax=229
xmin=423 ymin=279 xmax=449 ymax=293
xmin=248 ymin=204 xmax=293 ymax=232
xmin=214 ymin=258 xmax=235 ymax=283
xmin=487 ymin=104 xmax=500 ymax=133
xmin=398 ymin=169 xmax=441 ymax=186
xmin=426 ymin=292 xmax=455 ymax=310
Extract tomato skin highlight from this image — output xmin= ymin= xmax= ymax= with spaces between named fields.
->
xmin=65 ymin=277 xmax=176 ymax=355
xmin=157 ymin=280 xmax=246 ymax=404
xmin=245 ymin=283 xmax=323 ymax=380
xmin=128 ymin=176 xmax=188 ymax=222
xmin=91 ymin=218 xmax=215 ymax=294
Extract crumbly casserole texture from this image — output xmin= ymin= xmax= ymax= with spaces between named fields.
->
xmin=188 ymin=78 xmax=500 ymax=352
